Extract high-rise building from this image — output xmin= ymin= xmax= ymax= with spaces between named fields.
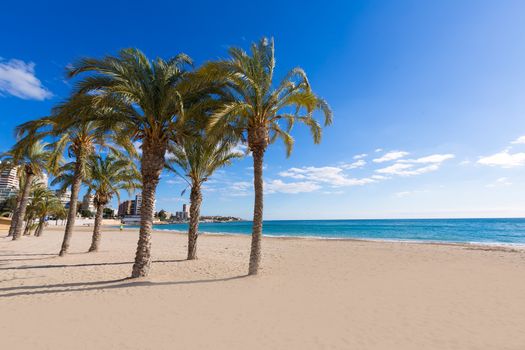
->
xmin=0 ymin=166 xmax=19 ymax=202
xmin=118 ymin=200 xmax=133 ymax=216
xmin=183 ymin=203 xmax=190 ymax=219
xmin=81 ymin=193 xmax=96 ymax=212
xmin=55 ymin=190 xmax=71 ymax=209
xmin=134 ymin=193 xmax=142 ymax=215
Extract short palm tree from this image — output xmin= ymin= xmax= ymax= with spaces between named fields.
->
xmin=31 ymin=186 xmax=65 ymax=237
xmin=17 ymin=95 xmax=133 ymax=256
xmin=166 ymin=133 xmax=242 ymax=259
xmin=202 ymin=38 xmax=332 ymax=275
xmin=66 ymin=48 xmax=207 ymax=277
xmin=0 ymin=140 xmax=51 ymax=240
xmin=23 ymin=184 xmax=64 ymax=236
xmin=84 ymin=155 xmax=140 ymax=252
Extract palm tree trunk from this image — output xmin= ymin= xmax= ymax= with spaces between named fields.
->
xmin=187 ymin=182 xmax=202 ymax=260
xmin=8 ymin=194 xmax=22 ymax=237
xmin=59 ymin=160 xmax=83 ymax=256
xmin=23 ymin=219 xmax=32 ymax=236
xmin=131 ymin=141 xmax=165 ymax=278
xmin=88 ymin=203 xmax=104 ymax=252
xmin=248 ymin=146 xmax=265 ymax=275
xmin=35 ymin=215 xmax=45 ymax=237
xmin=12 ymin=173 xmax=34 ymax=240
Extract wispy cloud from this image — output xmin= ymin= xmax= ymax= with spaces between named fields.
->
xmin=353 ymin=153 xmax=367 ymax=159
xmin=0 ymin=59 xmax=52 ymax=100
xmin=376 ymin=163 xmax=440 ymax=176
xmin=265 ymin=180 xmax=321 ymax=194
xmin=478 ymin=149 xmax=525 ymax=168
xmin=279 ymin=166 xmax=375 ymax=187
xmin=394 ymin=190 xmax=429 ymax=198
xmin=341 ymin=159 xmax=366 ymax=169
xmin=376 ymin=153 xmax=454 ymax=176
xmin=399 ymin=154 xmax=455 ymax=164
xmin=372 ymin=151 xmax=409 ymax=163
xmin=511 ymin=136 xmax=525 ymax=144
xmin=486 ymin=177 xmax=512 ymax=188
xmin=478 ymin=136 xmax=525 ymax=168
xmin=232 ymin=143 xmax=250 ymax=155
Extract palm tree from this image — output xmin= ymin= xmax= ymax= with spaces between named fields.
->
xmin=166 ymin=133 xmax=242 ymax=259
xmin=17 ymin=96 xmax=133 ymax=256
xmin=27 ymin=185 xmax=65 ymax=237
xmin=0 ymin=157 xmax=24 ymax=237
xmin=66 ymin=48 xmax=208 ymax=277
xmin=83 ymin=155 xmax=139 ymax=252
xmin=1 ymin=141 xmax=51 ymax=240
xmin=201 ymin=38 xmax=332 ymax=274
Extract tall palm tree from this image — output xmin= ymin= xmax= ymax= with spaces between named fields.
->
xmin=201 ymin=38 xmax=332 ymax=275
xmin=79 ymin=155 xmax=140 ymax=252
xmin=66 ymin=48 xmax=207 ymax=277
xmin=17 ymin=96 xmax=132 ymax=256
xmin=166 ymin=134 xmax=242 ymax=259
xmin=1 ymin=141 xmax=51 ymax=240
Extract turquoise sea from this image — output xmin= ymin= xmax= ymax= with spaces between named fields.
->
xmin=152 ymin=218 xmax=525 ymax=245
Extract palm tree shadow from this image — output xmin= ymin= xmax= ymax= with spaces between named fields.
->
xmin=0 ymin=259 xmax=187 ymax=271
xmin=0 ymin=253 xmax=57 ymax=257
xmin=0 ymin=274 xmax=248 ymax=298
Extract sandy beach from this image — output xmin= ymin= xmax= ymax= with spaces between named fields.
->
xmin=1 ymin=226 xmax=525 ymax=349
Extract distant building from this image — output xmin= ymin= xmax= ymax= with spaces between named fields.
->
xmin=134 ymin=193 xmax=142 ymax=215
xmin=174 ymin=204 xmax=190 ymax=221
xmin=55 ymin=190 xmax=71 ymax=209
xmin=0 ymin=166 xmax=19 ymax=202
xmin=119 ymin=193 xmax=155 ymax=221
xmin=81 ymin=193 xmax=96 ymax=212
xmin=118 ymin=200 xmax=133 ymax=217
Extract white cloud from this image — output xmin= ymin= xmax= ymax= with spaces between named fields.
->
xmin=279 ymin=166 xmax=376 ymax=187
xmin=353 ymin=153 xmax=367 ymax=159
xmin=511 ymin=136 xmax=525 ymax=144
xmin=375 ymin=153 xmax=454 ymax=176
xmin=399 ymin=154 xmax=455 ymax=164
xmin=229 ymin=181 xmax=252 ymax=196
xmin=265 ymin=180 xmax=321 ymax=194
xmin=0 ymin=59 xmax=52 ymax=100
xmin=394 ymin=190 xmax=429 ymax=198
xmin=374 ymin=148 xmax=383 ymax=153
xmin=232 ymin=143 xmax=250 ymax=155
xmin=376 ymin=163 xmax=440 ymax=176
xmin=372 ymin=151 xmax=409 ymax=163
xmin=394 ymin=191 xmax=412 ymax=198
xmin=478 ymin=150 xmax=525 ymax=168
xmin=486 ymin=177 xmax=512 ymax=188
xmin=459 ymin=160 xmax=471 ymax=166
xmin=341 ymin=159 xmax=366 ymax=169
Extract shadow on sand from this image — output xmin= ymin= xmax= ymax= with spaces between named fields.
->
xmin=0 ymin=259 xmax=187 ymax=270
xmin=0 ymin=274 xmax=248 ymax=298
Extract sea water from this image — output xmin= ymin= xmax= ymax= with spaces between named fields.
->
xmin=151 ymin=218 xmax=525 ymax=245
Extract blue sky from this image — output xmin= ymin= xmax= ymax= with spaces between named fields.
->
xmin=2 ymin=0 xmax=525 ymax=219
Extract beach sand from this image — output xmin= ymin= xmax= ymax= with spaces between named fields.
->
xmin=1 ymin=226 xmax=525 ymax=349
